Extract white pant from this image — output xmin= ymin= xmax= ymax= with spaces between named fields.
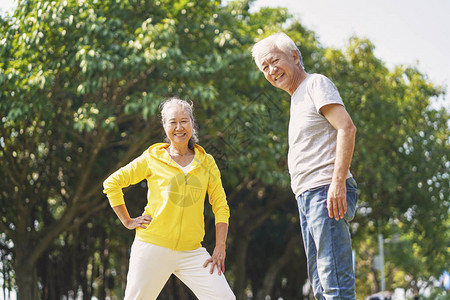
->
xmin=124 ymin=240 xmax=235 ymax=300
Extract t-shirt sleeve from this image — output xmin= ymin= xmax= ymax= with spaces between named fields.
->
xmin=309 ymin=74 xmax=344 ymax=114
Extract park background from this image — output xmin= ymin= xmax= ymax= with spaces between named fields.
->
xmin=0 ymin=0 xmax=449 ymax=299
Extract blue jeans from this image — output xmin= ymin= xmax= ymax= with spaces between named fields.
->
xmin=296 ymin=177 xmax=358 ymax=300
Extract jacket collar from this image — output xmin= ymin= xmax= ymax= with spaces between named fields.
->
xmin=147 ymin=143 xmax=207 ymax=167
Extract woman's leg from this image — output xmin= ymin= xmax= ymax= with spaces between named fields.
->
xmin=124 ymin=240 xmax=175 ymax=300
xmin=174 ymin=247 xmax=235 ymax=300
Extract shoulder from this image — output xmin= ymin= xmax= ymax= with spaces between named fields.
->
xmin=205 ymin=153 xmax=216 ymax=163
xmin=309 ymin=73 xmax=335 ymax=87
xmin=307 ymin=74 xmax=340 ymax=98
xmin=194 ymin=145 xmax=218 ymax=166
xmin=147 ymin=143 xmax=169 ymax=155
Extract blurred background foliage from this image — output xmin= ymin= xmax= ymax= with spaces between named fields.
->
xmin=0 ymin=0 xmax=448 ymax=299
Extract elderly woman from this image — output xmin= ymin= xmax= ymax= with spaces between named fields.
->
xmin=103 ymin=98 xmax=235 ymax=300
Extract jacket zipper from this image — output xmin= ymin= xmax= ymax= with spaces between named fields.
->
xmin=173 ymin=161 xmax=198 ymax=249
xmin=175 ymin=170 xmax=188 ymax=249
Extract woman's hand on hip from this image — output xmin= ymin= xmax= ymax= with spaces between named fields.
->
xmin=124 ymin=215 xmax=152 ymax=230
xmin=203 ymin=244 xmax=226 ymax=276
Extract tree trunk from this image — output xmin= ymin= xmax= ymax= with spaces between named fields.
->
xmin=14 ymin=235 xmax=39 ymax=300
xmin=255 ymin=236 xmax=298 ymax=300
xmin=232 ymin=236 xmax=249 ymax=300
xmin=15 ymin=264 xmax=38 ymax=300
xmin=99 ymin=232 xmax=108 ymax=300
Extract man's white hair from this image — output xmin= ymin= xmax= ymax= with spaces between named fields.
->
xmin=251 ymin=32 xmax=304 ymax=70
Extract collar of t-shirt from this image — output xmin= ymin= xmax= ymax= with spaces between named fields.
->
xmin=174 ymin=156 xmax=195 ymax=175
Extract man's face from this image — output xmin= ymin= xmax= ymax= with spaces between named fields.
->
xmin=258 ymin=46 xmax=300 ymax=95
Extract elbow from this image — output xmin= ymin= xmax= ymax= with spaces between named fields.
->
xmin=339 ymin=122 xmax=357 ymax=139
xmin=346 ymin=119 xmax=357 ymax=135
xmin=349 ymin=124 xmax=357 ymax=141
xmin=350 ymin=123 xmax=357 ymax=136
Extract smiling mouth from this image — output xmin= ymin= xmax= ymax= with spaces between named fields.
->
xmin=275 ymin=73 xmax=284 ymax=81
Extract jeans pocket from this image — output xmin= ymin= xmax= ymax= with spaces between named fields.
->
xmin=344 ymin=179 xmax=358 ymax=222
xmin=346 ymin=177 xmax=357 ymax=190
xmin=306 ymin=184 xmax=328 ymax=193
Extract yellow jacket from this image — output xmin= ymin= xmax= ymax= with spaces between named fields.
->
xmin=103 ymin=143 xmax=230 ymax=251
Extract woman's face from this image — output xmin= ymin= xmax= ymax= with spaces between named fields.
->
xmin=163 ymin=104 xmax=193 ymax=147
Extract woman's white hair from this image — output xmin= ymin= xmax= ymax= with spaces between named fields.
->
xmin=251 ymin=32 xmax=304 ymax=70
xmin=160 ymin=97 xmax=199 ymax=149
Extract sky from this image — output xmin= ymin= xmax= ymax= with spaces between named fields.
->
xmin=251 ymin=0 xmax=450 ymax=108
xmin=1 ymin=0 xmax=449 ymax=108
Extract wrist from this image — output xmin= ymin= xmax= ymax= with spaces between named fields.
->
xmin=122 ymin=217 xmax=132 ymax=228
xmin=332 ymin=174 xmax=347 ymax=184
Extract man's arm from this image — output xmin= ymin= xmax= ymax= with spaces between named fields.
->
xmin=321 ymin=103 xmax=357 ymax=220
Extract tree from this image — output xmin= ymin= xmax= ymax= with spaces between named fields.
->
xmin=1 ymin=0 xmax=310 ymax=298
xmin=0 ymin=0 xmax=261 ymax=297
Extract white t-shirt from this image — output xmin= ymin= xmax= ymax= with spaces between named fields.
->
xmin=288 ymin=74 xmax=352 ymax=197
xmin=174 ymin=156 xmax=195 ymax=175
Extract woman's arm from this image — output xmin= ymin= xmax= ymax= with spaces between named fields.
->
xmin=103 ymin=152 xmax=150 ymax=207
xmin=203 ymin=222 xmax=229 ymax=275
xmin=112 ymin=204 xmax=152 ymax=230
xmin=203 ymin=155 xmax=230 ymax=275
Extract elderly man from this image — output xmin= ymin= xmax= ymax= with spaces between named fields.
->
xmin=252 ymin=33 xmax=358 ymax=299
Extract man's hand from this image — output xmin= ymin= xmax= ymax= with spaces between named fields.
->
xmin=327 ymin=180 xmax=347 ymax=220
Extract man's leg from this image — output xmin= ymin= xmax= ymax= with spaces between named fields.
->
xmin=312 ymin=211 xmax=355 ymax=299
xmin=299 ymin=178 xmax=357 ymax=299
xmin=297 ymin=194 xmax=324 ymax=300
